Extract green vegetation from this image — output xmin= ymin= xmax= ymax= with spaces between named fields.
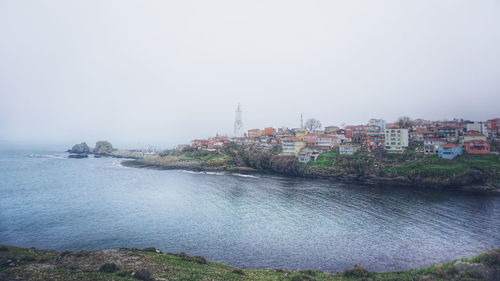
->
xmin=179 ymin=150 xmax=231 ymax=162
xmin=1 ymin=245 xmax=498 ymax=281
xmin=383 ymin=154 xmax=500 ymax=181
xmin=128 ymin=145 xmax=499 ymax=189
xmin=307 ymin=151 xmax=337 ymax=167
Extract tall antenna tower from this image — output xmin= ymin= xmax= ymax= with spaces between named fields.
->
xmin=300 ymin=113 xmax=304 ymax=129
xmin=233 ymin=104 xmax=243 ymax=137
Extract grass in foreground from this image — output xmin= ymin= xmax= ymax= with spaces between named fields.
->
xmin=1 ymin=245 xmax=498 ymax=281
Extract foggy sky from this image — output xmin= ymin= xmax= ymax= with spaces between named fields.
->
xmin=1 ymin=0 xmax=499 ymax=148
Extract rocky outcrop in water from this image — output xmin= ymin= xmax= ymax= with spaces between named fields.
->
xmin=93 ymin=141 xmax=115 ymax=154
xmin=68 ymin=154 xmax=89 ymax=159
xmin=68 ymin=142 xmax=90 ymax=154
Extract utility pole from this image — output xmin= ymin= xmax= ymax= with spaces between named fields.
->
xmin=234 ymin=104 xmax=243 ymax=137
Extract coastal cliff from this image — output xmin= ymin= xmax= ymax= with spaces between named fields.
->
xmin=1 ymin=245 xmax=499 ymax=281
xmin=122 ymin=147 xmax=500 ymax=192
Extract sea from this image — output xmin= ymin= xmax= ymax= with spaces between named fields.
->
xmin=0 ymin=148 xmax=499 ymax=272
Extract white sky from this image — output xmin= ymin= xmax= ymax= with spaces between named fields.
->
xmin=1 ymin=0 xmax=499 ymax=148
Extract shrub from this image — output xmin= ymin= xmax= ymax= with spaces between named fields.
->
xmin=21 ymin=256 xmax=36 ymax=262
xmin=298 ymin=270 xmax=318 ymax=276
xmin=142 ymin=247 xmax=159 ymax=253
xmin=342 ymin=264 xmax=370 ymax=278
xmin=289 ymin=274 xmax=315 ymax=281
xmin=116 ymin=270 xmax=132 ymax=277
xmin=174 ymin=252 xmax=207 ymax=264
xmin=0 ymin=246 xmax=9 ymax=252
xmin=133 ymin=269 xmax=154 ymax=281
xmin=99 ymin=263 xmax=119 ymax=273
xmin=38 ymin=257 xmax=50 ymax=263
xmin=232 ymin=269 xmax=245 ymax=275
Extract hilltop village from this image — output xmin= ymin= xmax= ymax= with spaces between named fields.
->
xmin=118 ymin=113 xmax=500 ymax=192
xmin=184 ymin=117 xmax=499 ymax=161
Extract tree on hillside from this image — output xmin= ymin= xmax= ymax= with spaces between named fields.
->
xmin=397 ymin=116 xmax=413 ymax=129
xmin=305 ymin=118 xmax=322 ymax=132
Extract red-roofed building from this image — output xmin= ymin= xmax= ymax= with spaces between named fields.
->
xmin=247 ymin=129 xmax=263 ymax=138
xmin=423 ymin=138 xmax=447 ymax=154
xmin=464 ymin=140 xmax=490 ymax=154
xmin=364 ymin=134 xmax=385 ymax=151
xmin=487 ymin=118 xmax=500 ymax=130
xmin=315 ymin=135 xmax=337 ymax=149
xmin=410 ymin=131 xmax=434 ymax=142
xmin=344 ymin=125 xmax=367 ymax=137
xmin=303 ymin=134 xmax=319 ymax=147
xmin=461 ymin=133 xmax=487 ymax=144
xmin=436 ymin=126 xmax=459 ymax=142
xmin=487 ymin=118 xmax=500 ymax=137
xmin=386 ymin=123 xmax=400 ymax=129
xmin=191 ymin=139 xmax=208 ymax=149
xmin=281 ymin=138 xmax=306 ymax=154
xmin=207 ymin=137 xmax=230 ymax=150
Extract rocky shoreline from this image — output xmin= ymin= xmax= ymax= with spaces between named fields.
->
xmin=121 ymin=158 xmax=500 ymax=194
xmin=66 ymin=141 xmax=499 ymax=194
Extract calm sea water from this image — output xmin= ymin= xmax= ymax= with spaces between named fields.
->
xmin=0 ymin=148 xmax=499 ymax=272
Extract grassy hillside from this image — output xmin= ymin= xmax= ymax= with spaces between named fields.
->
xmin=1 ymin=245 xmax=499 ymax=281
xmin=382 ymin=154 xmax=500 ymax=182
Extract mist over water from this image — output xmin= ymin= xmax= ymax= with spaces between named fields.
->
xmin=1 ymin=149 xmax=499 ymax=272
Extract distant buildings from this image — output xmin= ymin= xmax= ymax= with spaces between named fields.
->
xmin=282 ymin=138 xmax=306 ymax=155
xmin=324 ymin=125 xmax=340 ymax=134
xmin=438 ymin=144 xmax=463 ymax=159
xmin=364 ymin=134 xmax=385 ymax=152
xmin=464 ymin=140 xmax=490 ymax=154
xmin=298 ymin=148 xmax=321 ymax=163
xmin=248 ymin=129 xmax=263 ymax=138
xmin=423 ymin=138 xmax=446 ymax=154
xmin=410 ymin=131 xmax=434 ymax=142
xmin=461 ymin=133 xmax=487 ymax=144
xmin=466 ymin=123 xmax=487 ymax=136
xmin=186 ymin=111 xmax=498 ymax=161
xmin=339 ymin=144 xmax=360 ymax=155
xmin=384 ymin=129 xmax=409 ymax=152
xmin=263 ymin=127 xmax=276 ymax=136
xmin=315 ymin=135 xmax=337 ymax=149
xmin=436 ymin=126 xmax=459 ymax=142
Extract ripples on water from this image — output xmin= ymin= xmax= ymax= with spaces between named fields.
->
xmin=0 ymin=149 xmax=499 ymax=272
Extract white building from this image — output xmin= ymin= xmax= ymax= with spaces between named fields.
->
xmin=385 ymin=128 xmax=409 ymax=152
xmin=368 ymin=119 xmax=386 ymax=133
xmin=298 ymin=148 xmax=321 ymax=163
xmin=461 ymin=133 xmax=487 ymax=144
xmin=315 ymin=136 xmax=335 ymax=148
xmin=281 ymin=138 xmax=306 ymax=155
xmin=423 ymin=138 xmax=446 ymax=154
xmin=339 ymin=144 xmax=360 ymax=155
xmin=466 ymin=123 xmax=487 ymax=135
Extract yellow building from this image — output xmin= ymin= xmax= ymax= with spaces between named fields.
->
xmin=282 ymin=138 xmax=306 ymax=155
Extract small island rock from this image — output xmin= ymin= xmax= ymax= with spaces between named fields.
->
xmin=93 ymin=141 xmax=115 ymax=154
xmin=68 ymin=142 xmax=90 ymax=154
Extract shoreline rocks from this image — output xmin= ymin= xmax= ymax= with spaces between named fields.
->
xmin=67 ymin=142 xmax=90 ymax=154
xmin=122 ymin=158 xmax=500 ymax=194
xmin=68 ymin=154 xmax=88 ymax=159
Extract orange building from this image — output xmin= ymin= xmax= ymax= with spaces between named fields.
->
xmin=464 ymin=140 xmax=490 ymax=154
xmin=264 ymin=127 xmax=275 ymax=135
